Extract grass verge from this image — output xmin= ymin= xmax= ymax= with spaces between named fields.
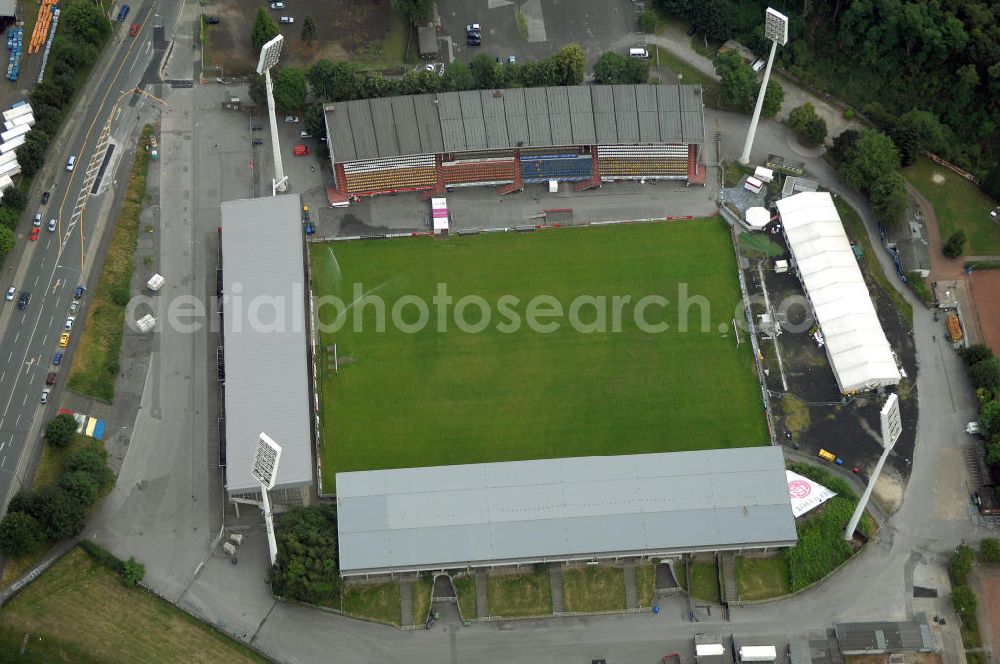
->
xmin=734 ymin=556 xmax=791 ymax=601
xmin=516 ymin=9 xmax=528 ymax=39
xmin=635 ymin=563 xmax=655 ymax=607
xmin=67 ymin=125 xmax=153 ymax=402
xmin=968 ymin=260 xmax=1000 ymax=271
xmin=903 ymin=157 xmax=1000 ymax=255
xmin=354 ymin=13 xmax=412 ymax=71
xmin=687 ymin=560 xmax=721 ymax=604
xmin=341 ymin=581 xmax=401 ymax=626
xmin=905 ymin=271 xmax=933 ymax=305
xmin=833 ymin=196 xmax=913 ymax=325
xmin=453 ymin=574 xmax=478 ymax=620
xmin=0 ymin=547 xmax=269 ymax=663
xmin=486 ymin=569 xmax=551 ymax=618
xmin=650 ymin=45 xmax=717 ymax=96
xmin=561 ymin=565 xmax=626 ymax=613
xmin=411 ymin=576 xmax=432 ymax=625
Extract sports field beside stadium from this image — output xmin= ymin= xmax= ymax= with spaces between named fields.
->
xmin=311 ymin=218 xmax=767 ymax=490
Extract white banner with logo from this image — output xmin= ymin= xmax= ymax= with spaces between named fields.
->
xmin=786 ymin=469 xmax=837 ymax=518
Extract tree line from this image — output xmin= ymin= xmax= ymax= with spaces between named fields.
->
xmin=655 ymin=0 xmax=1000 ymax=199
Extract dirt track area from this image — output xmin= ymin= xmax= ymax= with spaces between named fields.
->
xmin=979 ymin=571 xmax=1000 ymax=661
xmin=201 ymin=0 xmax=410 ymax=77
xmin=971 ymin=269 xmax=1000 ymax=355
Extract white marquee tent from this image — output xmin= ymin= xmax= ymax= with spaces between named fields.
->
xmin=776 ymin=192 xmax=900 ymax=394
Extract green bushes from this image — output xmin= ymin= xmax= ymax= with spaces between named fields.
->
xmin=270 ymin=506 xmax=341 ymax=604
xmin=79 ymin=540 xmax=146 ymax=587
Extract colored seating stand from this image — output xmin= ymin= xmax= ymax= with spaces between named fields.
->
xmin=442 ymin=159 xmax=515 ymax=185
xmin=6 ymin=26 xmax=23 ymax=82
xmin=521 ymin=153 xmax=593 ymax=183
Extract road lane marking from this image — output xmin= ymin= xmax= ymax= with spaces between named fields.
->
xmin=13 ymin=331 xmax=18 ymax=343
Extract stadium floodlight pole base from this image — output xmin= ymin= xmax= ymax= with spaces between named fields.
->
xmin=844 ymin=439 xmax=894 ymax=540
xmin=264 ymin=68 xmax=288 ymax=195
xmin=272 ymin=176 xmax=288 ymax=196
xmin=739 ymin=40 xmax=778 ymax=165
xmin=260 ymin=482 xmax=278 ymax=566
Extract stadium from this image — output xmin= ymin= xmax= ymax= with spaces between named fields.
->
xmin=321 ymin=84 xmax=708 ymax=204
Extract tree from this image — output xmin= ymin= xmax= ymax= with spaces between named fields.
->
xmin=271 ymin=506 xmax=341 ymax=602
xmin=715 ymin=50 xmax=755 ymax=109
xmin=45 ymin=414 xmax=78 ymax=448
xmin=988 ymin=440 xmax=1000 ymax=466
xmin=943 ymin=230 xmax=966 ymax=258
xmin=17 ymin=130 xmax=50 ymax=178
xmin=0 ymin=511 xmax=45 ymax=558
xmin=0 ymin=183 xmax=27 ymax=212
xmin=65 ymin=447 xmax=114 ymax=491
xmin=593 ymin=52 xmax=649 ymax=84
xmin=32 ymin=485 xmax=86 ymax=540
xmin=982 ymin=538 xmax=1000 ymax=562
xmin=122 ymin=557 xmax=145 ymax=587
xmin=982 ymin=400 xmax=1000 ymax=440
xmin=0 ymin=226 xmax=13 ymax=258
xmin=891 ymin=109 xmax=945 ymax=165
xmin=0 ymin=207 xmax=18 ymax=231
xmin=552 ymin=44 xmax=586 ymax=85
xmin=953 ymin=585 xmax=977 ymax=616
xmin=638 ymin=9 xmax=657 ymax=32
xmin=838 ymin=129 xmax=901 ymax=192
xmin=469 ymin=54 xmax=495 ymax=89
xmin=961 ymin=344 xmax=995 ymax=367
xmin=970 ymin=358 xmax=1000 ymax=392
xmin=308 ymin=60 xmax=360 ymax=102
xmin=399 ymin=69 xmax=440 ymax=95
xmin=303 ymin=103 xmax=325 ymax=140
xmin=61 ymin=0 xmax=110 ymax=45
xmin=252 ymin=8 xmax=280 ymax=52
xmin=301 ymin=15 xmax=316 ymax=44
xmin=390 ymin=0 xmax=436 ymax=23
xmin=272 ymin=68 xmax=308 ymax=110
xmin=760 ymin=79 xmax=784 ymax=117
xmin=830 ymin=129 xmax=859 ymax=165
xmin=869 ymin=173 xmax=909 ymax=227
xmin=788 ymin=103 xmax=828 ymax=145
xmin=440 ymin=61 xmax=474 ymax=91
xmin=358 ymin=71 xmax=396 ymax=98
xmin=59 ymin=471 xmax=101 ymax=507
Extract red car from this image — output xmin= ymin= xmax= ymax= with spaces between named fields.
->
xmin=292 ymin=145 xmax=310 ymax=156
xmin=29 ymin=227 xmax=39 ymax=241
xmin=129 ymin=22 xmax=140 ymax=37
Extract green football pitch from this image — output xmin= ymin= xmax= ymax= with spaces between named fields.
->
xmin=311 ymin=219 xmax=768 ymax=490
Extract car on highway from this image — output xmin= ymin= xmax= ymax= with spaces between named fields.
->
xmin=5 ymin=286 xmax=13 ymax=301
xmin=74 ymin=285 xmax=86 ymax=299
xmin=251 ymin=138 xmax=263 ymax=145
xmin=69 ymin=301 xmax=78 ymax=314
xmin=17 ymin=292 xmax=29 ymax=309
xmin=40 ymin=191 xmax=50 ymax=204
xmin=284 ymin=115 xmax=299 ymax=123
xmin=63 ymin=316 xmax=76 ymax=331
xmin=59 ymin=332 xmax=70 ymax=347
xmin=33 ymin=212 xmax=41 ymax=226
xmin=40 ymin=388 xmax=50 ymax=404
xmin=29 ymin=227 xmax=39 ymax=241
xmin=47 ymin=218 xmax=56 ymax=232
xmin=52 ymin=351 xmax=63 ymax=365
xmin=45 ymin=372 xmax=56 ymax=386
xmin=129 ymin=22 xmax=140 ymax=37
xmin=66 ymin=155 xmax=76 ymax=171
xmin=117 ymin=4 xmax=129 ymax=21
xmin=279 ymin=16 xmax=294 ymax=23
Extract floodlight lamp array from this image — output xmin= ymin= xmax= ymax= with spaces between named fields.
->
xmin=764 ymin=8 xmax=789 ymax=45
xmin=256 ymin=35 xmax=284 ymax=74
xmin=251 ymin=432 xmax=283 ymax=489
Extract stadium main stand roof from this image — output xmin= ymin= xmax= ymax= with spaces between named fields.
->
xmin=335 ymin=447 xmax=796 ymax=576
xmin=776 ymin=192 xmax=900 ymax=394
xmin=325 ymin=85 xmax=706 ymax=163
xmin=221 ymin=195 xmax=313 ymax=495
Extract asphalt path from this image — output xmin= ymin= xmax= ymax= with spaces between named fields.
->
xmin=0 ymin=1 xmax=170 ymax=511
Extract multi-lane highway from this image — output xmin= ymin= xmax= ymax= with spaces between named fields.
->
xmin=0 ymin=0 xmax=176 ymax=511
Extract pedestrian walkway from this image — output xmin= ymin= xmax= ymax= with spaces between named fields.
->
xmin=475 ymin=568 xmax=488 ymax=618
xmin=549 ymin=565 xmax=564 ymax=614
xmin=399 ymin=579 xmax=412 ymax=627
xmin=719 ymin=553 xmax=738 ymax=605
xmin=623 ymin=561 xmax=638 ymax=609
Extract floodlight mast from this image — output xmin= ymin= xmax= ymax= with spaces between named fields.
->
xmin=256 ymin=36 xmax=288 ymax=194
xmin=252 ymin=432 xmax=283 ymax=566
xmin=844 ymin=394 xmax=901 ymax=540
xmin=739 ymin=8 xmax=788 ymax=165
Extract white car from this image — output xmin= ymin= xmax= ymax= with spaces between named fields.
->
xmin=69 ymin=301 xmax=79 ymax=314
xmin=269 ymin=1 xmax=284 ymax=7
xmin=64 ymin=315 xmax=76 ymax=330
xmin=47 ymin=218 xmax=56 ymax=232
xmin=466 ymin=23 xmax=481 ymax=33
xmin=4 ymin=286 xmax=14 ymax=301
xmin=40 ymin=388 xmax=50 ymax=404
xmin=284 ymin=115 xmax=299 ymax=123
xmin=33 ymin=213 xmax=42 ymax=227
xmin=279 ymin=16 xmax=294 ymax=23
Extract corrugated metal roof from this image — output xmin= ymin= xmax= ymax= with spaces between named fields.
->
xmin=324 ymin=85 xmax=706 ymax=161
xmin=336 ymin=447 xmax=796 ymax=575
xmin=835 ymin=622 xmax=934 ymax=654
xmin=221 ymin=195 xmax=312 ymax=494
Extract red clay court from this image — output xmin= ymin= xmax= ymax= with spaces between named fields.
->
xmin=971 ymin=269 xmax=1000 ymax=354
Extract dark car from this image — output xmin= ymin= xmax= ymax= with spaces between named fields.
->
xmin=45 ymin=372 xmax=56 ymax=386
xmin=205 ymin=15 xmax=220 ymax=24
xmin=41 ymin=191 xmax=50 ymax=204
xmin=251 ymin=138 xmax=264 ymax=145
xmin=117 ymin=4 xmax=129 ymax=21
xmin=17 ymin=291 xmax=29 ymax=309
xmin=73 ymin=285 xmax=86 ymax=299
xmin=53 ymin=351 xmax=63 ymax=366
xmin=467 ymin=35 xmax=481 ymax=46
xmin=251 ymin=124 xmax=262 ymax=130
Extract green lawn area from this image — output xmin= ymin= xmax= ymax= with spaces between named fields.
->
xmin=650 ymin=45 xmax=719 ymax=98
xmin=453 ymin=574 xmax=478 ymax=620
xmin=635 ymin=563 xmax=655 ymax=608
xmin=734 ymin=556 xmax=791 ymax=601
xmin=903 ymin=157 xmax=1000 ymax=255
xmin=354 ymin=13 xmax=413 ymax=70
xmin=313 ymin=220 xmax=767 ymax=484
xmin=411 ymin=576 xmax=432 ymax=625
xmin=486 ymin=570 xmax=551 ymax=618
xmin=0 ymin=548 xmax=268 ymax=663
xmin=561 ymin=566 xmax=626 ymax=613
xmin=687 ymin=560 xmax=721 ymax=604
xmin=341 ymin=581 xmax=401 ymax=626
